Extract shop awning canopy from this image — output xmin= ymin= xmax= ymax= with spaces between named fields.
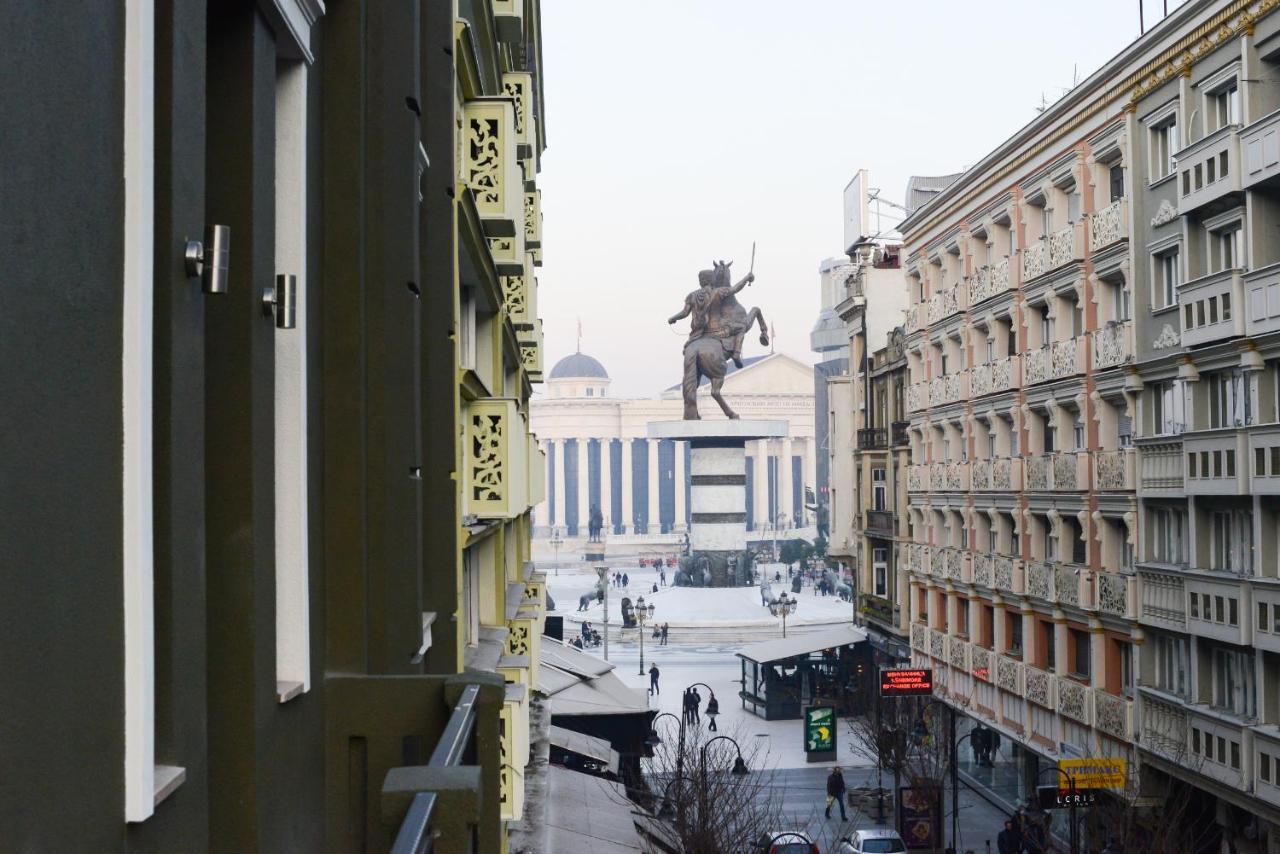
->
xmin=537 ymin=638 xmax=650 ymax=717
xmin=735 ymin=624 xmax=868 ymax=665
xmin=549 ymin=725 xmax=621 ymax=775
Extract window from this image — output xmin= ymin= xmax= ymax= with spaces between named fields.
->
xmin=1109 ymin=164 xmax=1125 ymax=202
xmin=873 ymin=548 xmax=888 ymax=598
xmin=1040 ymin=621 xmax=1057 ymax=668
xmin=985 ymin=334 xmax=995 ymax=363
xmin=1046 ymin=520 xmax=1059 ymax=562
xmin=459 ymin=288 xmax=477 ymax=370
xmin=1150 ymin=506 xmax=1186 ymax=565
xmin=1044 ymin=421 xmax=1056 ymax=454
xmin=1070 ymin=628 xmax=1090 ymax=678
xmin=1209 ymin=82 xmax=1241 ymax=131
xmin=988 ymin=527 xmax=999 ymax=553
xmin=1154 ymin=248 xmax=1180 ymax=309
xmin=1151 ymin=380 xmax=1184 ymax=435
xmin=1210 ymin=509 xmax=1253 ymax=574
xmin=1208 ymin=370 xmax=1253 ymax=428
xmin=940 ymin=353 xmax=949 ymax=375
xmin=1154 ymin=634 xmax=1189 ymax=697
xmin=462 ymin=547 xmax=480 ymax=646
xmin=1212 ymin=647 xmax=1256 ymax=717
xmin=1067 ymin=192 xmax=1082 ymax=224
xmin=1117 ymin=640 xmax=1134 ymax=698
xmin=1150 ymin=116 xmax=1179 ymax=181
xmin=1009 ymin=615 xmax=1024 ymax=653
xmin=872 ymin=468 xmax=887 ymax=511
xmin=1263 ymin=753 xmax=1273 ymax=784
xmin=1040 ymin=311 xmax=1052 ymax=347
xmin=1072 ymin=417 xmax=1085 ymax=451
xmin=1113 ymin=282 xmax=1131 ymax=322
xmin=1211 ymin=225 xmax=1242 ymax=273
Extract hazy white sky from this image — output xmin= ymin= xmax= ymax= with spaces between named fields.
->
xmin=536 ymin=0 xmax=1184 ymax=397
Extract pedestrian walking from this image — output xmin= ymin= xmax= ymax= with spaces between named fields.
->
xmin=996 ymin=819 xmax=1022 ymax=854
xmin=824 ymin=766 xmax=847 ymax=821
xmin=987 ymin=729 xmax=1001 ymax=767
xmin=622 ymin=572 xmax=629 ymax=588
xmin=681 ymin=689 xmax=693 ymax=724
xmin=661 ymin=623 xmax=669 ymax=645
xmin=1022 ymin=814 xmax=1048 ymax=853
xmin=705 ymin=694 xmax=719 ymax=731
xmin=690 ymin=689 xmax=701 ymax=724
xmin=971 ymin=725 xmax=987 ymax=765
xmin=660 ymin=569 xmax=666 ymax=586
xmin=648 ymin=663 xmax=660 ymax=696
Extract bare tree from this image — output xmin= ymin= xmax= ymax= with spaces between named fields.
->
xmin=639 ymin=721 xmax=787 ymax=854
xmin=845 ymin=689 xmax=951 ymax=827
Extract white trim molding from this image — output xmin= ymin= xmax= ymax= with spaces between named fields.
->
xmin=259 ymin=0 xmax=325 ymax=63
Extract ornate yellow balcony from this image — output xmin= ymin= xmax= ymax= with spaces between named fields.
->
xmin=463 ymin=98 xmax=525 ymax=274
xmin=464 ymin=399 xmax=528 ymax=519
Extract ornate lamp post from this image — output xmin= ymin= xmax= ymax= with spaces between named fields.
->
xmin=636 ymin=595 xmax=657 ymax=676
xmin=595 ymin=565 xmax=610 ymax=661
xmin=768 ymin=591 xmax=798 ymax=638
xmin=549 ymin=526 xmax=563 ymax=576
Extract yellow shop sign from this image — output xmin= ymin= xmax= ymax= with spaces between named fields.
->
xmin=1058 ymin=758 xmax=1127 ymax=789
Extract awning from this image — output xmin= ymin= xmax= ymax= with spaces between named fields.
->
xmin=549 ymin=725 xmax=621 ymax=775
xmin=537 ymin=637 xmax=650 ymax=717
xmin=546 ymin=766 xmax=645 ymax=853
xmin=735 ymin=624 xmax=868 ymax=665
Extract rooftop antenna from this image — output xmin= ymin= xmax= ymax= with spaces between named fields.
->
xmin=576 ymin=317 xmax=582 ymax=353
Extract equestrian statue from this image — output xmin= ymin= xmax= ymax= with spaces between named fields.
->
xmin=667 ymin=256 xmax=769 ymax=420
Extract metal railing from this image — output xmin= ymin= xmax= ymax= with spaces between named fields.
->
xmin=857 ymin=427 xmax=888 ymax=450
xmin=390 ymin=684 xmax=481 ymax=854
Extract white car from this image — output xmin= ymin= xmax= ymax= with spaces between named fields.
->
xmin=836 ymin=827 xmax=908 ymax=853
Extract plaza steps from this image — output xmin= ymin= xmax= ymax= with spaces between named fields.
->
xmin=560 ymin=618 xmax=850 ymax=648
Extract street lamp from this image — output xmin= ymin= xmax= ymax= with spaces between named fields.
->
xmin=700 ymin=734 xmax=749 ymax=777
xmin=636 ymin=594 xmax=657 ymax=676
xmin=549 ymin=526 xmax=563 ymax=577
xmin=594 ymin=565 xmax=610 ymax=661
xmin=768 ymin=591 xmax=798 ymax=637
xmin=1034 ymin=765 xmax=1081 ymax=854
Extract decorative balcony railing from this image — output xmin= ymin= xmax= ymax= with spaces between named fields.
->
xmin=1057 ymin=677 xmax=1092 ymax=725
xmin=971 ymin=646 xmax=992 ymax=682
xmin=908 ymin=544 xmax=925 ymax=574
xmin=910 ymin=622 xmax=929 ymax=652
xmin=1027 ymin=561 xmax=1055 ymax=601
xmin=1092 ymin=321 xmax=1133 ymax=370
xmin=930 ymin=548 xmax=946 ymax=576
xmin=907 ymin=464 xmax=928 ymax=492
xmin=929 ymin=462 xmax=946 ymax=491
xmin=994 ymin=457 xmax=1020 ymax=491
xmin=927 ymin=284 xmax=964 ymax=324
xmin=944 ymin=548 xmax=964 ymax=581
xmin=1055 ymin=564 xmax=1082 ymax=607
xmin=969 ymin=265 xmax=994 ymax=304
xmin=994 ymin=555 xmax=1017 ymax=592
xmin=972 ymin=552 xmax=993 ymax=587
xmin=949 ymin=637 xmax=970 ymax=671
xmin=1089 ymin=198 xmax=1128 ymax=252
xmin=1139 ymin=569 xmax=1187 ymax=627
xmin=1027 ymin=455 xmax=1051 ymax=490
xmin=1025 ymin=665 xmax=1055 ymax=708
xmin=1137 ymin=438 xmax=1185 ymax=492
xmin=1053 ymin=452 xmax=1079 ymax=490
xmin=946 ymin=461 xmax=969 ymax=492
xmin=1093 ymin=691 xmax=1133 ymax=740
xmin=971 ymin=459 xmax=990 ymax=489
xmin=929 ymin=628 xmax=946 ymax=660
xmin=1098 ymin=572 xmax=1134 ymax=618
xmin=1140 ymin=692 xmax=1189 ymax=759
xmin=1026 ymin=337 xmax=1086 ymax=385
xmin=907 ymin=381 xmax=929 ymax=413
xmin=1022 ymin=240 xmax=1048 ymax=281
xmin=991 ymin=257 xmax=1010 ymax=294
xmin=1094 ymin=448 xmax=1135 ymax=491
xmin=866 ymin=509 xmax=894 ymax=535
xmin=905 ymin=305 xmax=920 ymax=333
xmin=1047 ymin=222 xmax=1083 ymax=269
xmin=929 ymin=372 xmax=966 ymax=407
xmin=1027 ymin=452 xmax=1088 ymax=491
xmin=996 ymin=654 xmax=1022 ymax=694
xmin=971 ymin=355 xmax=1021 ymax=397
xmin=857 ymin=427 xmax=888 ymax=450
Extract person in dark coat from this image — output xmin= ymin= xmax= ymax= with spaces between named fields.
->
xmin=689 ymin=689 xmax=701 ymax=724
xmin=824 ymin=767 xmax=847 ymax=820
xmin=705 ymin=694 xmax=719 ymax=731
xmin=661 ymin=623 xmax=669 ymax=645
xmin=622 ymin=572 xmax=629 ymax=588
xmin=986 ymin=729 xmax=1001 ymax=767
xmin=996 ymin=819 xmax=1022 ymax=854
xmin=648 ymin=663 xmax=660 ymax=695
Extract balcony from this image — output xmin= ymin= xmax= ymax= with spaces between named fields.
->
xmin=1088 ymin=198 xmax=1128 ymax=253
xmin=1094 ymin=448 xmax=1135 ymax=491
xmin=857 ymin=427 xmax=888 ymax=450
xmin=907 ymin=464 xmax=930 ymax=493
xmin=929 ymin=462 xmax=946 ymax=492
xmin=971 ymin=456 xmax=1023 ymax=491
xmin=464 ymin=398 xmax=528 ymax=519
xmin=943 ymin=547 xmax=967 ymax=583
xmin=866 ymin=509 xmax=894 ymax=535
xmin=972 ymin=552 xmax=993 ymax=587
xmin=1245 ymin=262 xmax=1280 ymax=337
xmin=994 ymin=555 xmax=1023 ymax=594
xmin=1026 ymin=451 xmax=1089 ymax=492
xmin=1184 ymin=428 xmax=1247 ymax=495
xmin=1091 ymin=321 xmax=1133 ymax=370
xmin=1138 ymin=567 xmax=1187 ymax=629
xmin=1024 ymin=665 xmax=1056 ymax=709
xmin=969 ymin=260 xmax=1015 ymax=306
xmin=945 ymin=461 xmax=970 ymax=492
xmin=929 ymin=372 xmax=967 ymax=407
xmin=1024 ymin=336 xmax=1085 ymax=385
xmin=996 ymin=654 xmax=1023 ymax=695
xmin=1026 ymin=561 xmax=1055 ymax=601
xmin=927 ymin=282 xmax=967 ymax=324
xmin=971 ymin=354 xmax=1022 ymax=397
xmin=1140 ymin=690 xmax=1188 ymax=761
xmin=463 ymin=99 xmax=525 ymax=274
xmin=1179 ymin=268 xmax=1244 ymax=348
xmin=1022 ymin=222 xmax=1085 ymax=283
xmin=1187 ymin=576 xmax=1250 ymax=646
xmin=891 ymin=420 xmax=911 ymax=446
xmin=929 ymin=628 xmax=947 ymax=660
xmin=948 ymin=636 xmax=970 ymax=672
xmin=1054 ymin=563 xmax=1087 ymax=608
xmin=1136 ymin=437 xmax=1185 ymax=494
xmin=930 ymin=547 xmax=946 ymax=577
xmin=1093 ymin=691 xmax=1133 ymax=741
xmin=970 ymin=646 xmax=992 ymax=682
xmin=905 ymin=304 xmax=920 ymax=334
xmin=1249 ymin=424 xmax=1280 ymax=494
xmin=1242 ymin=108 xmax=1280 ymax=189
xmin=907 ymin=544 xmax=927 ymax=575
xmin=1176 ymin=124 xmax=1241 ymax=214
xmin=906 ymin=381 xmax=929 ymax=413
xmin=1097 ymin=572 xmax=1135 ymax=619
xmin=1057 ymin=677 xmax=1092 ymax=725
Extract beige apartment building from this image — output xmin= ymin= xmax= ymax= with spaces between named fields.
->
xmin=897 ymin=0 xmax=1280 ymax=846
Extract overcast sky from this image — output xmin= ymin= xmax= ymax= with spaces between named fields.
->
xmin=535 ymin=0 xmax=1185 ymax=398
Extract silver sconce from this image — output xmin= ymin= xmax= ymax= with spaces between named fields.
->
xmin=184 ymin=225 xmax=231 ymax=294
xmin=263 ymin=274 xmax=297 ymax=329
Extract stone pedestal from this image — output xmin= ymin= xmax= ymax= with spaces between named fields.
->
xmin=648 ymin=420 xmax=788 ymax=587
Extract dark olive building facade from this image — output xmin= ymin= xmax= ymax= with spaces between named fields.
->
xmin=1 ymin=1 xmax=548 ymax=851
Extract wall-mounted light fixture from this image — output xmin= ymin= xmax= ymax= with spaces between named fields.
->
xmin=184 ymin=225 xmax=231 ymax=294
xmin=262 ymin=274 xmax=297 ymax=329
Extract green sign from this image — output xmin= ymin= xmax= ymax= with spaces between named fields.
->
xmin=804 ymin=705 xmax=836 ymax=754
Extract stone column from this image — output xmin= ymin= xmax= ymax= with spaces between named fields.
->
xmin=576 ymin=438 xmax=590 ymax=537
xmin=647 ymin=438 xmax=661 ymax=535
xmin=535 ymin=440 xmax=551 ymax=531
xmin=552 ymin=438 xmax=566 ymax=533
xmin=801 ymin=437 xmax=815 ymax=527
xmin=620 ymin=439 xmax=633 ymax=534
xmin=673 ymin=440 xmax=686 ymax=531
xmin=599 ymin=438 xmax=613 ymax=534
xmin=753 ymin=439 xmax=770 ymax=530
xmin=779 ymin=437 xmax=794 ymax=529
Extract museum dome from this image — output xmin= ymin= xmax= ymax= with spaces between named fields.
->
xmin=548 ymin=352 xmax=609 ymax=380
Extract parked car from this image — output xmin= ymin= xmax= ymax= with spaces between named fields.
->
xmin=755 ymin=830 xmax=819 ymax=854
xmin=836 ymin=827 xmax=907 ymax=853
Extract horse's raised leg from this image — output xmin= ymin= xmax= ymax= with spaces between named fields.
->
xmin=749 ymin=307 xmax=770 ymax=346
xmin=682 ymin=344 xmax=701 ymax=419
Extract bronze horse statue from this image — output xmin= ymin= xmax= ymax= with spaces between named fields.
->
xmin=668 ymin=260 xmax=769 ymax=420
